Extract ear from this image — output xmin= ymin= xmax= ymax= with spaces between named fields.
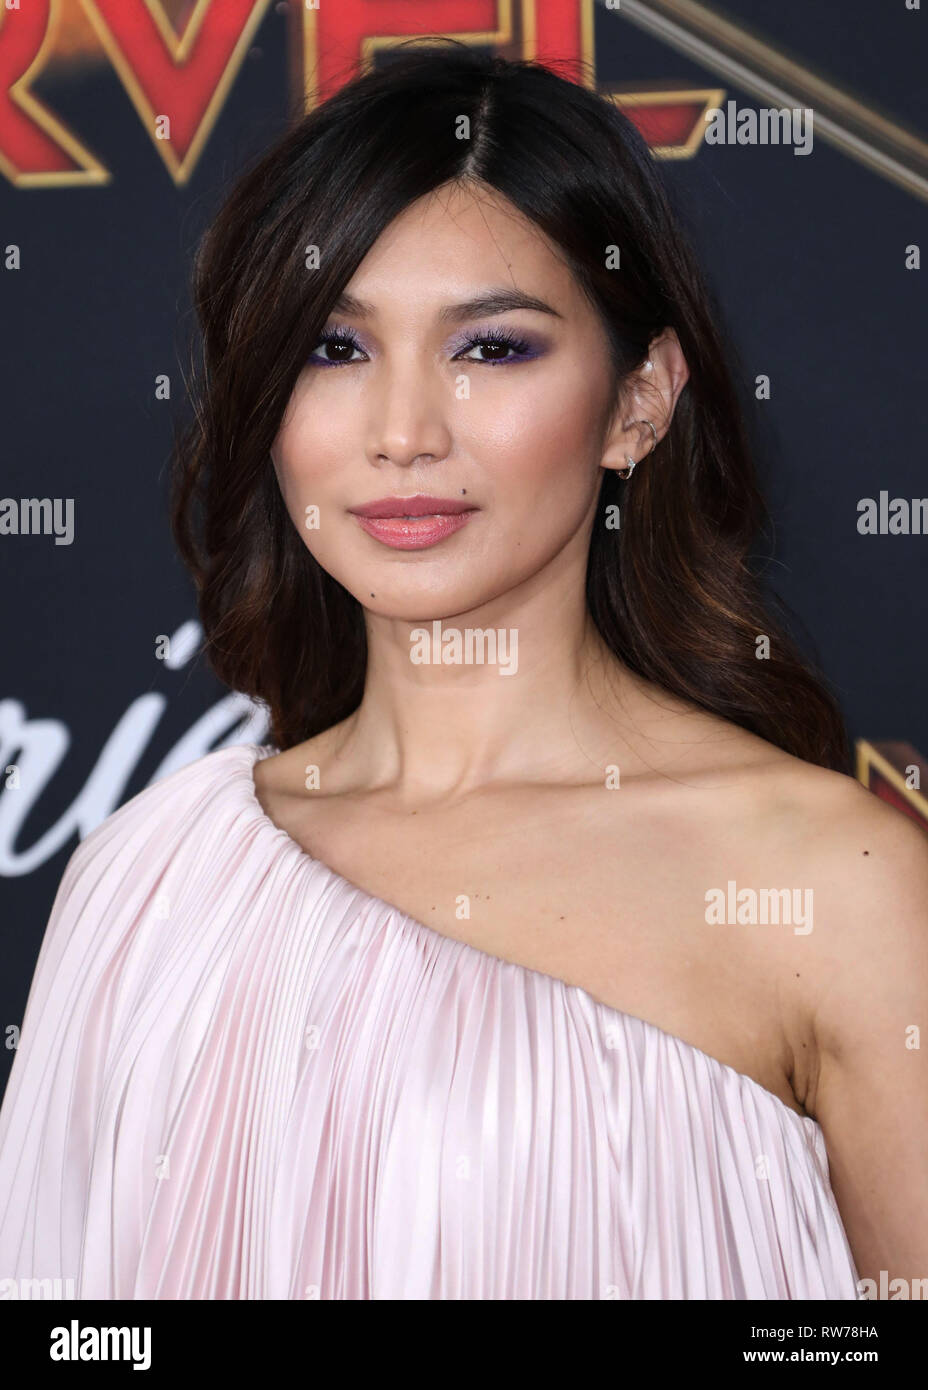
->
xmin=601 ymin=328 xmax=690 ymax=477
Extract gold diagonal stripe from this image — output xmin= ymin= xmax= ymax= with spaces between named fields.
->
xmin=607 ymin=0 xmax=928 ymax=201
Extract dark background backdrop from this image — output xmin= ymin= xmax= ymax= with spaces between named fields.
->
xmin=2 ymin=0 xmax=926 ymax=1093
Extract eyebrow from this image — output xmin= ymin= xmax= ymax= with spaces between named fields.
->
xmin=329 ymin=288 xmax=564 ymax=324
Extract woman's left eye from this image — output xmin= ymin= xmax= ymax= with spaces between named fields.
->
xmin=453 ymin=330 xmax=535 ymax=365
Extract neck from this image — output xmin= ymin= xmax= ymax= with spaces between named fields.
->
xmin=320 ymin=577 xmax=683 ymax=804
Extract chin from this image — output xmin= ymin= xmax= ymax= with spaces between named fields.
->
xmin=353 ymin=588 xmax=486 ymax=623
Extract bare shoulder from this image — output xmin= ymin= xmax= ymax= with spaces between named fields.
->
xmin=677 ymin=713 xmax=927 ymax=860
xmin=747 ymin=746 xmax=928 ymax=892
xmin=740 ymin=747 xmax=928 ymax=1098
xmin=718 ymin=739 xmax=928 ymax=945
xmin=753 ymin=755 xmax=928 ymax=1275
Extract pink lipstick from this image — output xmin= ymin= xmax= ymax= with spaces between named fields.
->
xmin=348 ymin=494 xmax=478 ymax=550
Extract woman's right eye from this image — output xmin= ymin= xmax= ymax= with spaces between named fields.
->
xmin=307 ymin=331 xmax=366 ymax=367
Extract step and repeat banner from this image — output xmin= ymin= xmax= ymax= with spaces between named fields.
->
xmin=2 ymin=0 xmax=927 ymax=1089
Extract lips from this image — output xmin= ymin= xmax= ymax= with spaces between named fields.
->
xmin=347 ymin=495 xmax=479 ymax=551
xmin=348 ymin=495 xmax=476 ymax=519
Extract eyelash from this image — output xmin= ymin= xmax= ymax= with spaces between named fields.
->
xmin=306 ymin=324 xmax=537 ymax=368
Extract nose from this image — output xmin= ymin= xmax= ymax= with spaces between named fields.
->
xmin=365 ymin=357 xmax=453 ymax=469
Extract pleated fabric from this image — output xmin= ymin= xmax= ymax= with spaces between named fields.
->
xmin=0 ymin=742 xmax=860 ymax=1300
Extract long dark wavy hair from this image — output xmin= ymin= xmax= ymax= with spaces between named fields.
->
xmin=171 ymin=40 xmax=850 ymax=771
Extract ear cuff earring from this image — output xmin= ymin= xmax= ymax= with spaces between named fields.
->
xmin=616 ymin=419 xmax=658 ymax=480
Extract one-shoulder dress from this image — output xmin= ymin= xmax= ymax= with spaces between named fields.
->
xmin=0 ymin=742 xmax=860 ymax=1299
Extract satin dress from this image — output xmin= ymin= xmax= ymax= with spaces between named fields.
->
xmin=0 ymin=742 xmax=860 ymax=1299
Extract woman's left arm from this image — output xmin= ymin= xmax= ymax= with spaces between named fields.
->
xmin=808 ymin=794 xmax=928 ymax=1294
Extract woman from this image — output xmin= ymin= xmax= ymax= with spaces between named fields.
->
xmin=1 ymin=41 xmax=925 ymax=1301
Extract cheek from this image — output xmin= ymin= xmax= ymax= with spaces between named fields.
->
xmin=270 ymin=409 xmax=365 ymax=577
xmin=270 ymin=408 xmax=343 ymax=522
xmin=465 ymin=369 xmax=606 ymax=502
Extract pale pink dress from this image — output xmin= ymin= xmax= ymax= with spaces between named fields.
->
xmin=0 ymin=742 xmax=860 ymax=1299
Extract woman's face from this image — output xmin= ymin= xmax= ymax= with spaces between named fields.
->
xmin=271 ymin=180 xmax=623 ymax=620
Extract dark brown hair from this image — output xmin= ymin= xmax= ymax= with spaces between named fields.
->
xmin=171 ymin=40 xmax=850 ymax=771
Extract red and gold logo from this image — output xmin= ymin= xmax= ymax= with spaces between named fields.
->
xmin=3 ymin=0 xmax=925 ymax=196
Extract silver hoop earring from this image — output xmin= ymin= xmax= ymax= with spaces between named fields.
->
xmin=615 ymin=419 xmax=658 ymax=479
